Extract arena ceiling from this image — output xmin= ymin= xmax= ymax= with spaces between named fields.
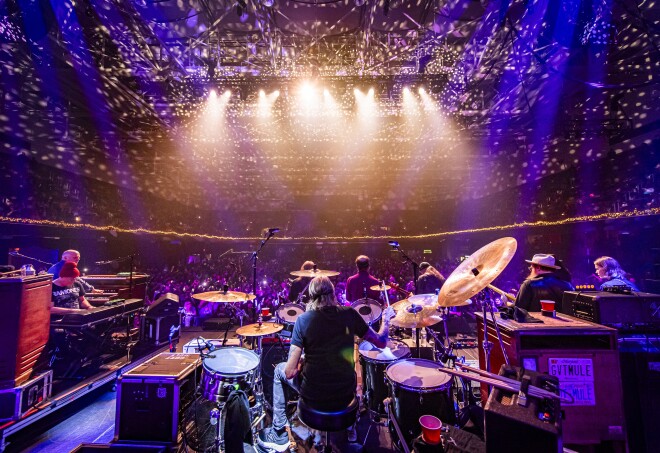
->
xmin=0 ymin=0 xmax=659 ymax=213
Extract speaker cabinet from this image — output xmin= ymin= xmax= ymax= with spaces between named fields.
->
xmin=485 ymin=366 xmax=561 ymax=453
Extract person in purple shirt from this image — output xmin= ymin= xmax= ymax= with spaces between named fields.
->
xmin=345 ymin=255 xmax=382 ymax=302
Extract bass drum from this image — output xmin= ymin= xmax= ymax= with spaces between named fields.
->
xmin=275 ymin=303 xmax=305 ymax=337
xmin=201 ymin=347 xmax=260 ymax=403
xmin=385 ymin=358 xmax=456 ymax=445
xmin=351 ymin=298 xmax=382 ymax=329
xmin=358 ymin=339 xmax=410 ymax=416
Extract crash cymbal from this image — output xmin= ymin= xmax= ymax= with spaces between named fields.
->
xmin=236 ymin=322 xmax=284 ymax=337
xmin=290 ymin=269 xmax=340 ymax=278
xmin=192 ymin=291 xmax=257 ymax=303
xmin=438 ymin=237 xmax=517 ymax=307
xmin=391 ymin=294 xmax=444 ymax=328
xmin=370 ymin=284 xmax=391 ymax=291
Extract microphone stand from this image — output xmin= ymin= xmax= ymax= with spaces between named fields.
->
xmin=390 ymin=244 xmax=420 ymax=294
xmin=250 ymin=230 xmax=277 ymax=323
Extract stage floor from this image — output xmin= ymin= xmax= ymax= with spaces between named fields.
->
xmin=7 ymin=322 xmax=481 ymax=453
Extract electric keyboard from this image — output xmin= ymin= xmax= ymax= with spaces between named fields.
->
xmin=51 ymin=298 xmax=144 ymax=328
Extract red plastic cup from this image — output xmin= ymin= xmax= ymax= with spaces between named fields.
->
xmin=261 ymin=307 xmax=270 ymax=317
xmin=419 ymin=415 xmax=442 ymax=445
xmin=540 ymin=300 xmax=555 ymax=312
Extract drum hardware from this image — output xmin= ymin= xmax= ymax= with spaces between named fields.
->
xmin=384 ymin=398 xmax=412 ymax=453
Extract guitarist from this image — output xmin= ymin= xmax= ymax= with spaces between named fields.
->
xmin=417 ymin=262 xmax=446 ymax=294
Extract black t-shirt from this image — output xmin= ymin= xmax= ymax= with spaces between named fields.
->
xmin=291 ymin=305 xmax=368 ymax=409
xmin=52 ymin=281 xmax=86 ymax=309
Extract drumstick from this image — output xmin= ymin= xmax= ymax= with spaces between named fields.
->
xmin=441 ymin=367 xmax=570 ymax=403
xmin=381 ymin=280 xmax=390 ymax=307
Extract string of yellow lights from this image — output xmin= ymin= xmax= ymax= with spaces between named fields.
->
xmin=2 ymin=208 xmax=659 ymax=241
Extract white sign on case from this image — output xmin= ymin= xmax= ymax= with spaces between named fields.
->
xmin=548 ymin=358 xmax=596 ymax=406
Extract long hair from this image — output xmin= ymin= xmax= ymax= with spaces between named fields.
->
xmin=594 ymin=256 xmax=627 ymax=279
xmin=306 ymin=276 xmax=339 ymax=311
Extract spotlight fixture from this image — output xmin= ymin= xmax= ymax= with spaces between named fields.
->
xmin=262 ymin=0 xmax=274 ymax=6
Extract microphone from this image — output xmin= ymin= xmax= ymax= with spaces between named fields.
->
xmin=388 ymin=241 xmax=399 ymax=247
xmin=95 ymin=260 xmax=107 ymax=265
xmin=197 ymin=336 xmax=216 ymax=351
xmin=268 ymin=227 xmax=280 ymax=234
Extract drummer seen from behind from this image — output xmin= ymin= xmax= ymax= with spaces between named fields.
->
xmin=257 ymin=276 xmax=395 ymax=452
xmin=288 ymin=260 xmax=315 ymax=303
xmin=50 ymin=262 xmax=94 ymax=314
xmin=345 ymin=255 xmax=381 ymax=302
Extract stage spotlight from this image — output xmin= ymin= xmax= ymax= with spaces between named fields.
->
xmin=209 ymin=89 xmax=217 ymax=98
xmin=223 ymin=90 xmax=232 ymax=98
xmin=262 ymin=0 xmax=274 ymax=6
xmin=323 ymin=88 xmax=330 ymax=97
xmin=368 ymin=87 xmax=374 ymax=96
xmin=259 ymin=89 xmax=266 ymax=98
xmin=418 ymin=87 xmax=426 ymax=95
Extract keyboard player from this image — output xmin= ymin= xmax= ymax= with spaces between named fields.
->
xmin=48 ymin=249 xmax=103 ymax=295
xmin=51 ymin=262 xmax=94 ymax=314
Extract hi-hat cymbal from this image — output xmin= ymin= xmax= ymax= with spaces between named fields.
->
xmin=236 ymin=322 xmax=284 ymax=337
xmin=370 ymin=284 xmax=391 ymax=291
xmin=192 ymin=291 xmax=256 ymax=303
xmin=438 ymin=237 xmax=517 ymax=307
xmin=391 ymin=294 xmax=444 ymax=328
xmin=290 ymin=269 xmax=340 ymax=278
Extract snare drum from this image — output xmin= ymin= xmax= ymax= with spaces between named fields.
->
xmin=201 ymin=347 xmax=260 ymax=403
xmin=351 ymin=298 xmax=382 ymax=328
xmin=385 ymin=358 xmax=455 ymax=445
xmin=358 ymin=339 xmax=410 ymax=415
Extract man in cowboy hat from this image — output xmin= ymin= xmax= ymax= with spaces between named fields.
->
xmin=515 ymin=254 xmax=574 ymax=312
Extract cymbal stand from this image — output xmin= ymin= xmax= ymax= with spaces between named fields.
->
xmin=480 ymin=294 xmax=509 ymax=396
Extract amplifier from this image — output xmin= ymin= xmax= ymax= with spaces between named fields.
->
xmin=115 ymin=353 xmax=201 ymax=444
xmin=485 ymin=365 xmax=561 ymax=453
xmin=0 ymin=370 xmax=53 ymax=422
xmin=561 ymin=291 xmax=660 ymax=331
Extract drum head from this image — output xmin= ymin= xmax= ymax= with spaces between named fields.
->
xmin=351 ymin=298 xmax=382 ymax=324
xmin=203 ymin=347 xmax=259 ymax=375
xmin=386 ymin=358 xmax=451 ymax=390
xmin=276 ymin=303 xmax=305 ymax=324
xmin=359 ymin=339 xmax=410 ymax=363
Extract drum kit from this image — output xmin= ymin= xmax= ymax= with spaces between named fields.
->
xmin=187 ymin=238 xmax=520 ymax=453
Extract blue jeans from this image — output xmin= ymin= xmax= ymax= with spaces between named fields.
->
xmin=272 ymin=362 xmax=301 ymax=431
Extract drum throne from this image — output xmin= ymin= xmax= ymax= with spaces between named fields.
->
xmin=297 ymin=396 xmax=359 ymax=453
